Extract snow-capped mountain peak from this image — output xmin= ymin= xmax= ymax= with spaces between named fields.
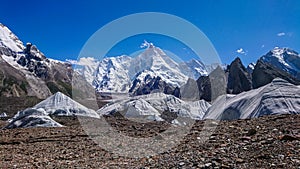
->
xmin=92 ymin=42 xmax=201 ymax=93
xmin=76 ymin=41 xmax=209 ymax=95
xmin=0 ymin=23 xmax=24 ymax=52
xmin=261 ymin=47 xmax=300 ymax=79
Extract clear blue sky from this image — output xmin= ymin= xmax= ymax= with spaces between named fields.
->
xmin=1 ymin=0 xmax=299 ymax=65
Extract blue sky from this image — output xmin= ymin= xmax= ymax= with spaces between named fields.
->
xmin=1 ymin=0 xmax=299 ymax=65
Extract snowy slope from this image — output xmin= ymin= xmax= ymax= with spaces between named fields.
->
xmin=132 ymin=45 xmax=188 ymax=87
xmin=0 ymin=23 xmax=24 ymax=52
xmin=71 ymin=57 xmax=100 ymax=85
xmin=97 ymin=93 xmax=211 ymax=122
xmin=179 ymin=59 xmax=208 ymax=78
xmin=204 ymin=78 xmax=300 ymax=120
xmin=5 ymin=108 xmax=63 ymax=129
xmin=93 ymin=55 xmax=132 ymax=92
xmin=261 ymin=47 xmax=300 ymax=79
xmin=34 ymin=92 xmax=100 ymax=118
xmin=0 ymin=23 xmax=25 ymax=70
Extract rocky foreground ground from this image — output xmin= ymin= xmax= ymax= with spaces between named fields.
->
xmin=0 ymin=114 xmax=299 ymax=169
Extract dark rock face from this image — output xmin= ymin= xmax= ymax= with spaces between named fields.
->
xmin=252 ymin=59 xmax=300 ymax=88
xmin=207 ymin=66 xmax=227 ymax=101
xmin=24 ymin=43 xmax=46 ymax=61
xmin=196 ymin=66 xmax=227 ymax=102
xmin=17 ymin=43 xmax=49 ymax=80
xmin=129 ymin=76 xmax=180 ymax=97
xmin=227 ymin=57 xmax=252 ymax=94
xmin=0 ymin=46 xmax=17 ymax=58
xmin=246 ymin=63 xmax=255 ymax=74
xmin=196 ymin=76 xmax=211 ymax=102
xmin=179 ymin=78 xmax=200 ymax=100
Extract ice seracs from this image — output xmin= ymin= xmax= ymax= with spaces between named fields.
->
xmin=5 ymin=108 xmax=63 ymax=129
xmin=204 ymin=78 xmax=300 ymax=120
xmin=34 ymin=92 xmax=100 ymax=118
xmin=97 ymin=93 xmax=211 ymax=122
xmin=5 ymin=92 xmax=100 ymax=129
xmin=0 ymin=112 xmax=8 ymax=118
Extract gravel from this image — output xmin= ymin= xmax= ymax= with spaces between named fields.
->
xmin=0 ymin=114 xmax=299 ymax=168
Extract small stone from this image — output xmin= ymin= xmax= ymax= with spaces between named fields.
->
xmin=240 ymin=136 xmax=251 ymax=141
xmin=279 ymin=134 xmax=300 ymax=141
xmin=205 ymin=163 xmax=212 ymax=167
xmin=179 ymin=162 xmax=185 ymax=166
xmin=210 ymin=136 xmax=216 ymax=139
xmin=291 ymin=159 xmax=300 ymax=163
xmin=220 ymin=143 xmax=227 ymax=147
xmin=220 ymin=150 xmax=226 ymax=153
xmin=221 ymin=164 xmax=230 ymax=169
xmin=212 ymin=160 xmax=219 ymax=166
xmin=246 ymin=129 xmax=257 ymax=136
xmin=235 ymin=158 xmax=244 ymax=163
xmin=278 ymin=154 xmax=285 ymax=159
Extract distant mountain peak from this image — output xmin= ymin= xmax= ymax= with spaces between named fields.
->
xmin=269 ymin=47 xmax=298 ymax=56
xmin=261 ymin=47 xmax=300 ymax=80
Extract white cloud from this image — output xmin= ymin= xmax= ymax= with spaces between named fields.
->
xmin=277 ymin=32 xmax=286 ymax=37
xmin=140 ymin=40 xmax=153 ymax=48
xmin=236 ymin=48 xmax=247 ymax=55
xmin=261 ymin=44 xmax=265 ymax=48
xmin=66 ymin=57 xmax=97 ymax=66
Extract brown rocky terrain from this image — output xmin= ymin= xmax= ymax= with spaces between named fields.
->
xmin=0 ymin=114 xmax=299 ymax=168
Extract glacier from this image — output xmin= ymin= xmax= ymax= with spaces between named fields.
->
xmin=33 ymin=92 xmax=100 ymax=118
xmin=5 ymin=108 xmax=63 ymax=129
xmin=204 ymin=78 xmax=300 ymax=120
xmin=5 ymin=92 xmax=100 ymax=128
xmin=97 ymin=93 xmax=211 ymax=123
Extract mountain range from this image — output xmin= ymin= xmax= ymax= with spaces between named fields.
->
xmin=1 ymin=22 xmax=300 ymax=127
xmin=76 ymin=42 xmax=300 ymax=103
